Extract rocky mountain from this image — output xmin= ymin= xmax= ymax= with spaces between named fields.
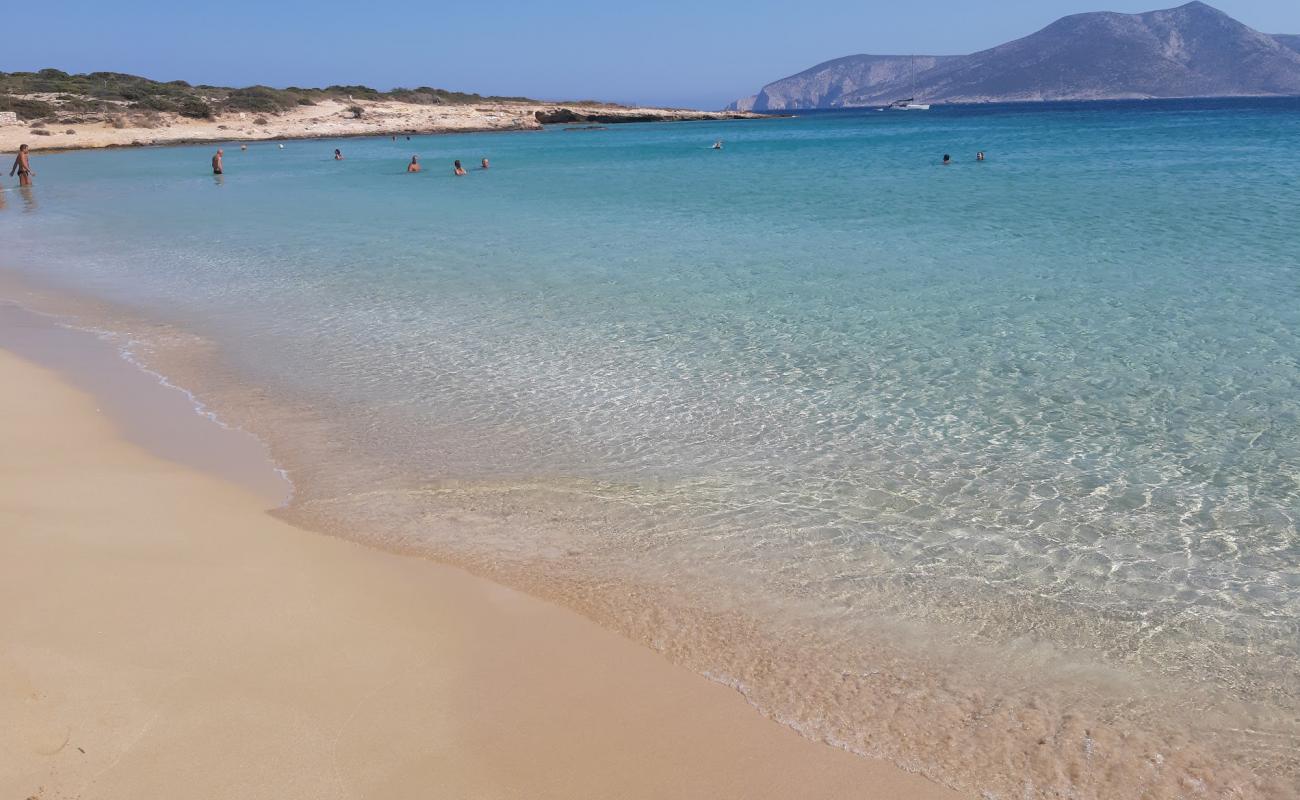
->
xmin=732 ymin=55 xmax=957 ymax=111
xmin=730 ymin=2 xmax=1300 ymax=109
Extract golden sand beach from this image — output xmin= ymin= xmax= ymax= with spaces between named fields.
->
xmin=0 ymin=304 xmax=958 ymax=798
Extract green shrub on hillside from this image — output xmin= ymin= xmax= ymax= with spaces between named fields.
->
xmin=0 ymin=69 xmax=549 ymax=121
xmin=0 ymin=94 xmax=55 ymax=120
xmin=179 ymin=97 xmax=214 ymax=119
xmin=223 ymin=86 xmax=301 ymax=113
xmin=56 ymin=94 xmax=111 ymax=112
xmin=387 ymin=88 xmax=442 ymax=105
xmin=325 ymin=84 xmax=382 ymax=99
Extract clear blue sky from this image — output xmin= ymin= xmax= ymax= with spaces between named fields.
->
xmin=5 ymin=1 xmax=1299 ymax=109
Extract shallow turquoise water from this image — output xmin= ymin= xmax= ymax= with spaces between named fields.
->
xmin=4 ymin=99 xmax=1299 ymax=797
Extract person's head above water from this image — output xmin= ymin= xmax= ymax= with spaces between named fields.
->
xmin=976 ymin=151 xmax=985 ymax=161
xmin=411 ymin=155 xmax=419 ymax=162
xmin=942 ymin=154 xmax=951 ymax=164
xmin=481 ymin=158 xmax=489 ymax=168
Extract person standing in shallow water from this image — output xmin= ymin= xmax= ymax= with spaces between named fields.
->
xmin=334 ymin=149 xmax=344 ymax=160
xmin=453 ymin=160 xmax=467 ymax=176
xmin=407 ymin=155 xmax=421 ymax=173
xmin=212 ymin=148 xmax=224 ymax=175
xmin=10 ymin=144 xmax=34 ymax=187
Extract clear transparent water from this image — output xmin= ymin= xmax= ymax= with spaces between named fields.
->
xmin=4 ymin=99 xmax=1299 ymax=797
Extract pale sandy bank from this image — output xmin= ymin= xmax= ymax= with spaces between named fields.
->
xmin=0 ymin=315 xmax=959 ymax=798
xmin=0 ymin=97 xmax=762 ymax=153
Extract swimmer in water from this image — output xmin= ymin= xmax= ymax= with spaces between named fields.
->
xmin=942 ymin=154 xmax=951 ymax=165
xmin=480 ymin=157 xmax=490 ymax=169
xmin=453 ymin=160 xmax=467 ymax=176
xmin=712 ymin=139 xmax=723 ymax=150
xmin=211 ymin=148 xmax=224 ymax=175
xmin=976 ymin=151 xmax=986 ymax=162
xmin=407 ymin=155 xmax=421 ymax=173
xmin=240 ymin=143 xmax=248 ymax=151
xmin=334 ymin=149 xmax=344 ymax=160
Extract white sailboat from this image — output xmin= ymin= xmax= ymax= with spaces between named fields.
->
xmin=886 ymin=57 xmax=930 ymax=110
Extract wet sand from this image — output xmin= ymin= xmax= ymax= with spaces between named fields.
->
xmin=0 ymin=304 xmax=959 ymax=799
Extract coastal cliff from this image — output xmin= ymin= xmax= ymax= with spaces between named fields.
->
xmin=739 ymin=55 xmax=957 ymax=111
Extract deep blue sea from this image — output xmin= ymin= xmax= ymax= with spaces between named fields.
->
xmin=3 ymin=98 xmax=1299 ymax=798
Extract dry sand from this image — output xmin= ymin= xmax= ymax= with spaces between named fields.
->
xmin=0 ymin=97 xmax=761 ymax=153
xmin=0 ymin=308 xmax=959 ymax=798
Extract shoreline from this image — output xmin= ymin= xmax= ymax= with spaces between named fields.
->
xmin=0 ymin=96 xmax=769 ymax=154
xmin=0 ymin=291 xmax=959 ymax=798
xmin=3 ymin=232 xmax=1292 ymax=798
xmin=1 ymin=117 xmax=773 ymax=157
xmin=5 ymin=101 xmax=1295 ymax=795
xmin=0 ymin=124 xmax=543 ymax=156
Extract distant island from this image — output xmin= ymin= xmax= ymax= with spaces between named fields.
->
xmin=0 ymin=70 xmax=759 ymax=151
xmin=729 ymin=2 xmax=1300 ymax=110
